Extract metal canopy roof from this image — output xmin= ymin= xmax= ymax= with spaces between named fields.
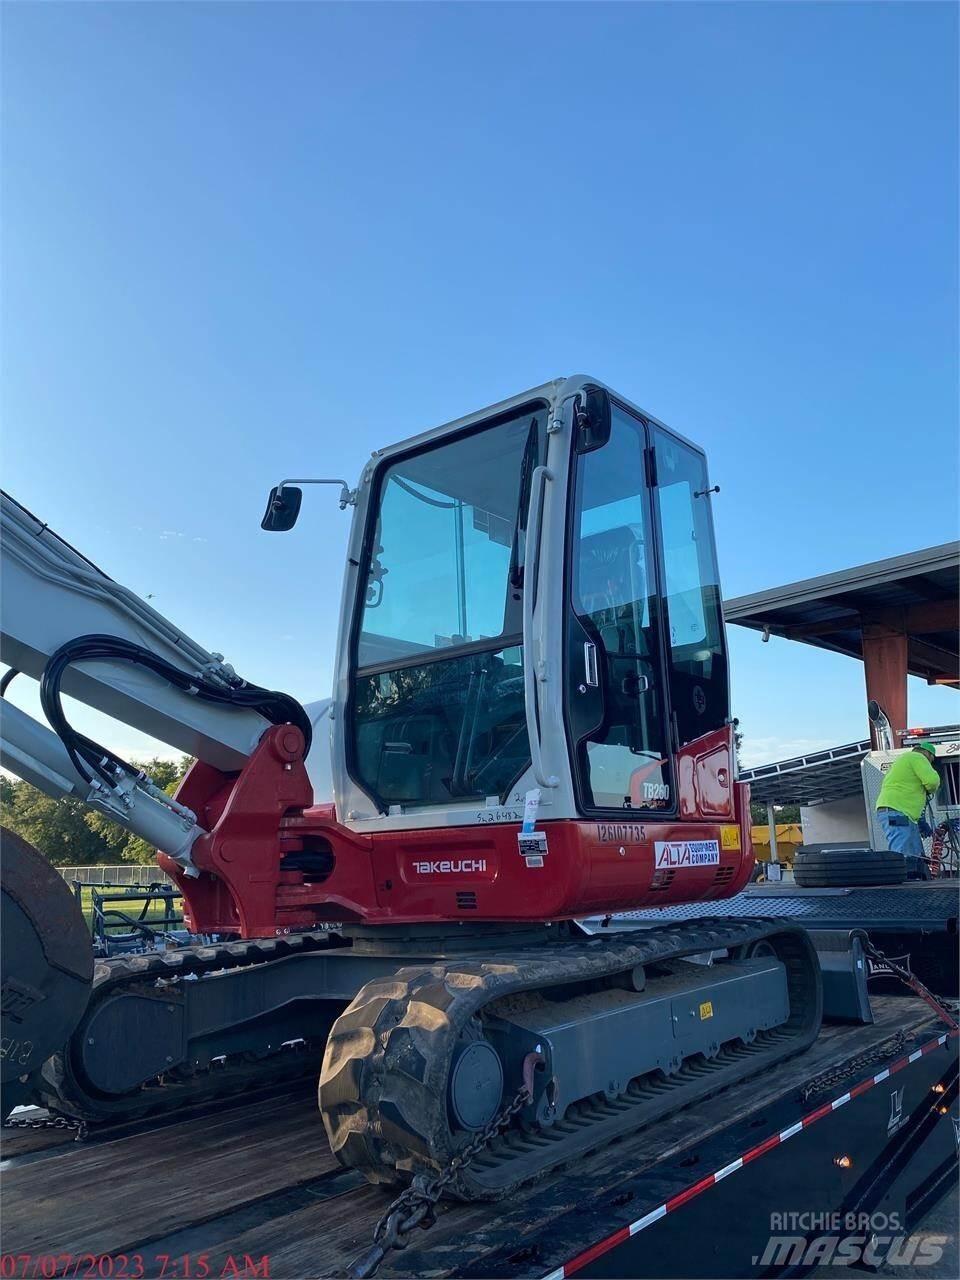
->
xmin=724 ymin=542 xmax=959 ymax=685
xmin=740 ymin=740 xmax=870 ymax=805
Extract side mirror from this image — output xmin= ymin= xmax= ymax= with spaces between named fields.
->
xmin=261 ymin=485 xmax=303 ymax=532
xmin=575 ymin=386 xmax=612 ymax=454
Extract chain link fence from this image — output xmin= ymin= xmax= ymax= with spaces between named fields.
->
xmin=57 ymin=864 xmax=174 ymax=886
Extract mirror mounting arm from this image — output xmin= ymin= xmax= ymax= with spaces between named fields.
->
xmin=276 ymin=477 xmax=357 ymax=510
xmin=261 ymin=477 xmax=357 ymax=531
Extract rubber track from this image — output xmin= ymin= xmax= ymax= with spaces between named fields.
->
xmin=319 ymin=917 xmax=822 ymax=1200
xmin=33 ymin=930 xmax=344 ymax=1123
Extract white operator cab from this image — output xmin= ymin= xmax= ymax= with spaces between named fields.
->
xmin=287 ymin=375 xmax=729 ymax=836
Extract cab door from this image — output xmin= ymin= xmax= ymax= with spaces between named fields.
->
xmin=650 ymin=426 xmax=734 ymax=821
xmin=564 ymin=401 xmax=673 ymax=815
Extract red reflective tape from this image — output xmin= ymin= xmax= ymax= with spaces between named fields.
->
xmin=801 ymin=1102 xmax=833 ymax=1126
xmin=562 ymin=1226 xmax=630 ymax=1274
xmin=850 ymin=1077 xmax=874 ymax=1098
xmin=742 ymin=1133 xmax=782 ymax=1163
xmin=665 ymin=1173 xmax=717 ymax=1211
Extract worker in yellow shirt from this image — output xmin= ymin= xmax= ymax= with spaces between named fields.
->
xmin=875 ymin=740 xmax=940 ymax=880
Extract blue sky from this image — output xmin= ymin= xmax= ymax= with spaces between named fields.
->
xmin=2 ymin=1 xmax=957 ymax=767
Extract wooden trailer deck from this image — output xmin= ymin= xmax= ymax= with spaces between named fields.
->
xmin=1 ymin=995 xmax=955 ymax=1280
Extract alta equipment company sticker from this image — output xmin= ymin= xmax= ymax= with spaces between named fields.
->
xmin=654 ymin=839 xmax=720 ymax=869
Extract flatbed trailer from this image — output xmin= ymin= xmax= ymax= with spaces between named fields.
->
xmin=604 ymin=881 xmax=960 ymax=997
xmin=2 ymin=994 xmax=957 ymax=1280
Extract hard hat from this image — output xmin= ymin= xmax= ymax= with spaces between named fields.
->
xmin=916 ymin=740 xmax=938 ymax=757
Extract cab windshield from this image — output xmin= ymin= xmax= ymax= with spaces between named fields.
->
xmin=351 ymin=406 xmax=542 ymax=810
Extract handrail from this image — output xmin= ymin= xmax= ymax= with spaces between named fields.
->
xmin=522 ymin=465 xmax=558 ymax=788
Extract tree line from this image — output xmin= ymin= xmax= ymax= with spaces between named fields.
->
xmin=749 ymin=802 xmax=801 ymax=825
xmin=1 ymin=757 xmax=191 ymax=865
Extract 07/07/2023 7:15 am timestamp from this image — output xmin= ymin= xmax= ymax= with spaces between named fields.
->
xmin=0 ymin=1256 xmax=271 ymax=1279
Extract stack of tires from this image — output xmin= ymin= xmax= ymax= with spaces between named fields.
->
xmin=793 ymin=843 xmax=906 ymax=888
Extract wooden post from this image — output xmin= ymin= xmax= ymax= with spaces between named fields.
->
xmin=862 ymin=624 xmax=908 ymax=749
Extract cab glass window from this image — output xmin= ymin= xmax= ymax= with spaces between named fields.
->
xmin=357 ymin=412 xmax=539 ymax=668
xmin=653 ymin=428 xmax=728 ymax=744
xmin=567 ymin=406 xmax=672 ymax=811
xmin=351 ymin=407 xmax=541 ymax=809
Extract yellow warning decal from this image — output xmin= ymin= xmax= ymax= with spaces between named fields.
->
xmin=721 ymin=825 xmax=741 ymax=850
xmin=699 ymin=1001 xmax=714 ymax=1020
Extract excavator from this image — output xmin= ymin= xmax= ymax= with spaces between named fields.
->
xmin=0 ymin=375 xmax=821 ymax=1200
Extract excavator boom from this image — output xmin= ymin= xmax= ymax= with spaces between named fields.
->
xmin=0 ymin=490 xmax=328 ymax=875
xmin=1 ymin=491 xmax=270 ymax=767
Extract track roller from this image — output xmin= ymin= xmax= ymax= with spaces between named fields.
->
xmin=319 ymin=919 xmax=822 ymax=1200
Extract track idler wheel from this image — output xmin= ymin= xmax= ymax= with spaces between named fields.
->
xmin=1 ymin=828 xmax=93 ymax=1116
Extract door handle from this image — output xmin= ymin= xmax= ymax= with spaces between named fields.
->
xmin=583 ymin=642 xmax=599 ymax=687
xmin=621 ymin=672 xmax=651 ymax=698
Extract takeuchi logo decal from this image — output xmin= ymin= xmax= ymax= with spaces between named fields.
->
xmin=411 ymin=859 xmax=487 ymax=874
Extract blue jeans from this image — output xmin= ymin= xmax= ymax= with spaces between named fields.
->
xmin=878 ymin=809 xmax=923 ymax=855
xmin=878 ymin=809 xmax=930 ymax=879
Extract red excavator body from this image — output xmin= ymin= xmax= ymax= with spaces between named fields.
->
xmin=160 ymin=722 xmax=753 ymax=937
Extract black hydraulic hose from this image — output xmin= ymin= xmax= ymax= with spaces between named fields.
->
xmin=39 ymin=634 xmax=313 ymax=789
xmin=0 ymin=668 xmax=19 ymax=697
